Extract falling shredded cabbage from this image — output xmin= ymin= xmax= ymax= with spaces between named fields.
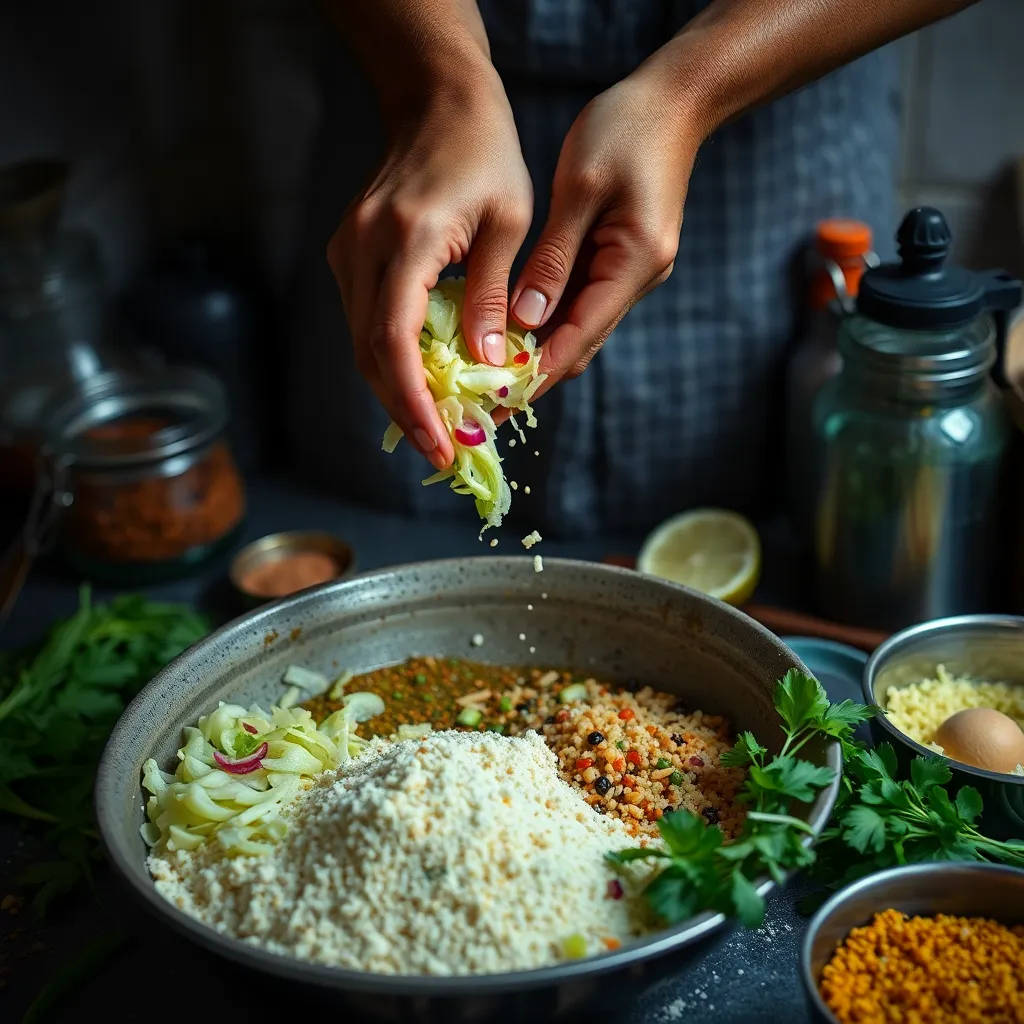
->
xmin=140 ymin=700 xmax=369 ymax=858
xmin=381 ymin=277 xmax=546 ymax=533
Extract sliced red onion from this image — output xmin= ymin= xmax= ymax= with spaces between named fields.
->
xmin=454 ymin=419 xmax=486 ymax=447
xmin=496 ymin=386 xmax=509 ymax=398
xmin=214 ymin=741 xmax=268 ymax=775
xmin=607 ymin=879 xmax=624 ymax=900
xmin=242 ymin=722 xmax=258 ymax=734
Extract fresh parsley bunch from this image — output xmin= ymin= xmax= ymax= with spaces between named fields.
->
xmin=809 ymin=741 xmax=1024 ymax=898
xmin=0 ymin=585 xmax=209 ymax=913
xmin=608 ymin=670 xmax=872 ymax=927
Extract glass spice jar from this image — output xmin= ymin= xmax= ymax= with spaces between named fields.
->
xmin=42 ymin=366 xmax=246 ymax=583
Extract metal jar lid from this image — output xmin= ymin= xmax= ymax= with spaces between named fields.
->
xmin=43 ymin=365 xmax=228 ymax=468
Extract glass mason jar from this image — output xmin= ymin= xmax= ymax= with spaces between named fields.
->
xmin=40 ymin=366 xmax=246 ymax=584
xmin=811 ymin=312 xmax=1011 ymax=631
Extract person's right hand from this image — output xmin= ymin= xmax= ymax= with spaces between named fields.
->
xmin=327 ymin=62 xmax=533 ymax=472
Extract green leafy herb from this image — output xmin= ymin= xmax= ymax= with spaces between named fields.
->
xmin=0 ymin=586 xmax=208 ymax=915
xmin=806 ymin=741 xmax=1024 ymax=903
xmin=609 ymin=670 xmax=874 ymax=928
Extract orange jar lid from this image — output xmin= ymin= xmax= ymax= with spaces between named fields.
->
xmin=809 ymin=219 xmax=873 ymax=308
xmin=816 ymin=219 xmax=873 ymax=259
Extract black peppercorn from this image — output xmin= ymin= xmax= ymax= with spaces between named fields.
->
xmin=515 ymin=702 xmax=529 ymax=712
xmin=594 ymin=775 xmax=611 ymax=795
xmin=702 ymin=806 xmax=720 ymax=825
xmin=587 ymin=730 xmax=605 ymax=746
xmin=670 ymin=733 xmax=685 ymax=746
xmin=544 ymin=715 xmax=555 ymax=725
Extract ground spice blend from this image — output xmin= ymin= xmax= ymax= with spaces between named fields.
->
xmin=65 ymin=425 xmax=245 ymax=564
xmin=819 ymin=907 xmax=1024 ymax=1024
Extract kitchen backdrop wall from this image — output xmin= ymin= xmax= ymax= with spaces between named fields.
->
xmin=1 ymin=0 xmax=1021 ymax=360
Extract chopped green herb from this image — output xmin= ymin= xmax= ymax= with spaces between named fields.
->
xmin=499 ymin=695 xmax=513 ymax=712
xmin=669 ymin=770 xmax=684 ymax=786
xmin=414 ymin=673 xmax=427 ymax=684
xmin=488 ymin=724 xmax=506 ymax=734
xmin=392 ymin=691 xmax=405 ymax=701
xmin=616 ymin=740 xmax=627 ymax=750
xmin=0 ymin=587 xmax=208 ymax=915
xmin=655 ymin=758 xmax=672 ymax=769
xmin=558 ymin=683 xmax=588 ymax=704
xmin=456 ymin=707 xmax=483 ymax=727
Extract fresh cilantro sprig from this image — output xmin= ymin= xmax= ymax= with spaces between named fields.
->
xmin=608 ymin=670 xmax=873 ymax=928
xmin=807 ymin=741 xmax=1024 ymax=902
xmin=0 ymin=585 xmax=209 ymax=914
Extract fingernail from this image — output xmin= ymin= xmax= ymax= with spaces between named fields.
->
xmin=413 ymin=428 xmax=437 ymax=453
xmin=428 ymin=449 xmax=448 ymax=471
xmin=482 ymin=332 xmax=506 ymax=366
xmin=513 ymin=287 xmax=548 ymax=327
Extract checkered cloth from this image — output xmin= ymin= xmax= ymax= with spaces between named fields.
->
xmin=286 ymin=1 xmax=902 ymax=539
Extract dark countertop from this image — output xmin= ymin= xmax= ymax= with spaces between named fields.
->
xmin=0 ymin=476 xmax=832 ymax=1024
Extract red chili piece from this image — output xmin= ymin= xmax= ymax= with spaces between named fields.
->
xmin=513 ymin=351 xmax=530 ymax=365
xmin=576 ymin=758 xmax=594 ymax=771
xmin=626 ymin=750 xmax=642 ymax=768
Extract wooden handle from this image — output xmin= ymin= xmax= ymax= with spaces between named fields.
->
xmin=602 ymin=554 xmax=887 ymax=653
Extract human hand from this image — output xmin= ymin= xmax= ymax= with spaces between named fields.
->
xmin=509 ymin=69 xmax=706 ymax=395
xmin=328 ymin=63 xmax=533 ymax=471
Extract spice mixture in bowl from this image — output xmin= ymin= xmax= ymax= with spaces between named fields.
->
xmin=305 ymin=659 xmax=746 ymax=838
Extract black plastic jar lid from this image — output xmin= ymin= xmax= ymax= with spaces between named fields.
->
xmin=857 ymin=207 xmax=1021 ymax=330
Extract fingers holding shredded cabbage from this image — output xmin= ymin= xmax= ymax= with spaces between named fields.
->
xmin=381 ymin=277 xmax=546 ymax=533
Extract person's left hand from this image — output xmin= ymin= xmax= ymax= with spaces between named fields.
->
xmin=509 ymin=67 xmax=708 ymax=395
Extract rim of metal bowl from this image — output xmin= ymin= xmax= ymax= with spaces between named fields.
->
xmin=95 ymin=555 xmax=841 ymax=995
xmin=863 ymin=614 xmax=1024 ymax=788
xmin=798 ymin=861 xmax=1024 ymax=1023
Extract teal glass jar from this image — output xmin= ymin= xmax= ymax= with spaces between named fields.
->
xmin=810 ymin=207 xmax=1021 ymax=631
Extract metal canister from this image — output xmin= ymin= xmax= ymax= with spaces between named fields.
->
xmin=811 ymin=207 xmax=1022 ymax=631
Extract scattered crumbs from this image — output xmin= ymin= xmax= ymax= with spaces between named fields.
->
xmin=533 ymin=450 xmax=539 ymax=456
xmin=524 ymin=485 xmax=531 ymax=494
xmin=263 ymin=630 xmax=279 ymax=647
xmin=489 ymin=539 xmax=498 ymax=548
xmin=528 ymin=646 xmax=536 ymax=654
xmin=508 ymin=438 xmax=517 ymax=447
xmin=534 ymin=555 xmax=543 ymax=573
xmin=541 ymin=592 xmax=548 ymax=599
xmin=510 ymin=480 xmax=519 ymax=490
xmin=527 ymin=604 xmax=533 ymax=611
xmin=521 ymin=530 xmax=542 ymax=550
xmin=470 ymin=633 xmax=484 ymax=647
xmin=737 ymin=968 xmax=744 ymax=975
xmin=289 ymin=627 xmax=302 ymax=642
xmin=518 ymin=633 xmax=527 ymax=641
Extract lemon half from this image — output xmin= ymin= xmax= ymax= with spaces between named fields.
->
xmin=636 ymin=509 xmax=761 ymax=605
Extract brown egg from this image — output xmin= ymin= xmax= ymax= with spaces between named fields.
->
xmin=933 ymin=707 xmax=1024 ymax=774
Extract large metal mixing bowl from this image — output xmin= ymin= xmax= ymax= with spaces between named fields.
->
xmin=95 ymin=557 xmax=840 ymax=1023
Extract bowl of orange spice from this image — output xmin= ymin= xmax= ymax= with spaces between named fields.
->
xmin=230 ymin=530 xmax=355 ymax=606
xmin=800 ymin=862 xmax=1024 ymax=1024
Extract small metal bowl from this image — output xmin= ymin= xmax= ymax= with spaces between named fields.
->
xmin=229 ymin=531 xmax=356 ymax=606
xmin=863 ymin=614 xmax=1024 ymax=839
xmin=800 ymin=862 xmax=1024 ymax=1023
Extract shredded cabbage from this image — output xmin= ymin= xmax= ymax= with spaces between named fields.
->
xmin=141 ymin=700 xmax=369 ymax=858
xmin=381 ymin=277 xmax=546 ymax=533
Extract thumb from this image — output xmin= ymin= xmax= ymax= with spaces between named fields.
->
xmin=462 ymin=210 xmax=531 ymax=366
xmin=511 ymin=187 xmax=594 ymax=330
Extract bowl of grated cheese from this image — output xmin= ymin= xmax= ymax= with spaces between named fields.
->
xmin=95 ymin=555 xmax=840 ymax=1023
